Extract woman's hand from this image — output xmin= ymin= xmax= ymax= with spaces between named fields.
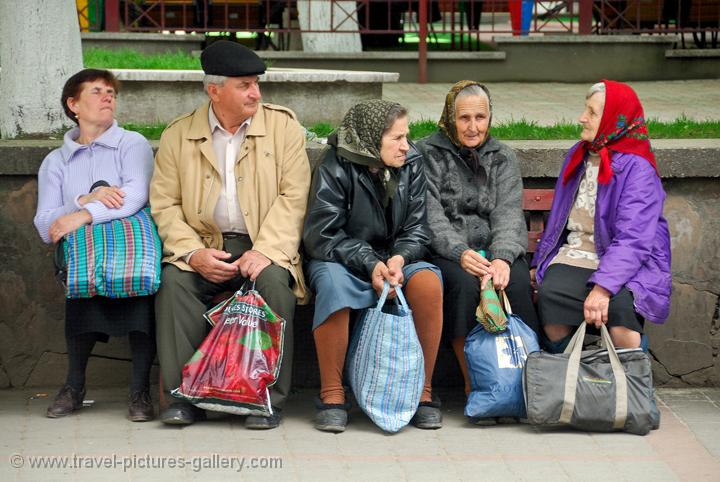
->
xmin=460 ymin=249 xmax=492 ymax=278
xmin=371 ymin=261 xmax=397 ymax=298
xmin=49 ymin=210 xmax=92 ymax=243
xmin=78 ymin=186 xmax=125 ymax=209
xmin=385 ymin=255 xmax=405 ymax=287
xmin=530 ymin=268 xmax=537 ymax=291
xmin=584 ymin=284 xmax=611 ymax=329
xmin=490 ymin=259 xmax=511 ymax=290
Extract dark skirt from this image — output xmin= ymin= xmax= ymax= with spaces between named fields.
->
xmin=538 ymin=264 xmax=643 ymax=334
xmin=65 ymin=295 xmax=155 ymax=342
xmin=431 ymin=255 xmax=540 ymax=340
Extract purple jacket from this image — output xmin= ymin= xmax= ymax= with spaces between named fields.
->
xmin=532 ymin=143 xmax=672 ymax=324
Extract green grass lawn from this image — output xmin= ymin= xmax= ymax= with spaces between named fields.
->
xmin=84 ymin=48 xmax=201 ymax=70
xmin=123 ymin=118 xmax=720 ymax=141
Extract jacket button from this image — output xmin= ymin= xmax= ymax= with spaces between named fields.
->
xmin=238 ymin=176 xmax=243 ymax=181
xmin=243 ymin=211 xmax=248 ymax=216
xmin=197 ymin=209 xmax=201 ymax=214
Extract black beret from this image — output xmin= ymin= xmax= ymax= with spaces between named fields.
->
xmin=201 ymin=40 xmax=266 ymax=77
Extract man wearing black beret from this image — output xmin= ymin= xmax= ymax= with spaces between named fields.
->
xmin=151 ymin=40 xmax=310 ymax=429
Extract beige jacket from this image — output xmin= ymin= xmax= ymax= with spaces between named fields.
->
xmin=150 ymin=102 xmax=310 ymax=302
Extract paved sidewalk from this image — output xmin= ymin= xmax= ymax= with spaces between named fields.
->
xmin=384 ymin=80 xmax=720 ymax=125
xmin=2 ymin=387 xmax=719 ymax=481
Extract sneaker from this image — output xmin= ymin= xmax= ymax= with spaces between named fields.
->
xmin=128 ymin=390 xmax=154 ymax=422
xmin=246 ymin=409 xmax=282 ymax=430
xmin=411 ymin=400 xmax=443 ymax=430
xmin=46 ymin=385 xmax=85 ymax=418
xmin=314 ymin=397 xmax=350 ymax=433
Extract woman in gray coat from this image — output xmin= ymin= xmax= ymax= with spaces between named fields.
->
xmin=417 ymin=81 xmax=538 ymax=413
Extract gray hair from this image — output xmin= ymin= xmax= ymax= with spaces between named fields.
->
xmin=203 ymin=74 xmax=228 ymax=94
xmin=382 ymin=103 xmax=409 ymax=134
xmin=455 ymin=84 xmax=492 ymax=114
xmin=586 ymin=82 xmax=606 ymax=99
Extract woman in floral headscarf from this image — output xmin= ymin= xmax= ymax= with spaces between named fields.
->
xmin=303 ymin=100 xmax=443 ymax=433
xmin=531 ymin=80 xmax=671 ymax=353
xmin=417 ymin=81 xmax=538 ymax=415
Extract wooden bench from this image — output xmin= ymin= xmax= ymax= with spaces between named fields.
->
xmin=523 ymin=188 xmax=555 ymax=255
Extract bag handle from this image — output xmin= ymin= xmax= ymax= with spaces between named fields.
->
xmin=376 ymin=281 xmax=410 ymax=313
xmin=498 ymin=289 xmax=513 ymax=315
xmin=559 ymin=323 xmax=628 ymax=429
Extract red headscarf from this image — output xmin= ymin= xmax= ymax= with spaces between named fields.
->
xmin=562 ymin=80 xmax=658 ymax=185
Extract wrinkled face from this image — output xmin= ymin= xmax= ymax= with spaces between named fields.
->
xmin=579 ymin=92 xmax=605 ymax=143
xmin=454 ymin=95 xmax=490 ymax=148
xmin=379 ymin=115 xmax=410 ymax=168
xmin=208 ymin=75 xmax=261 ymax=124
xmin=67 ymin=79 xmax=116 ymax=127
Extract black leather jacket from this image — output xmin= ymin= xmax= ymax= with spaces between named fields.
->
xmin=303 ymin=143 xmax=431 ymax=280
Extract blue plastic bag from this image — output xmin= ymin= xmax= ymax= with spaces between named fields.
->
xmin=465 ymin=290 xmax=540 ymax=418
xmin=348 ymin=282 xmax=424 ymax=433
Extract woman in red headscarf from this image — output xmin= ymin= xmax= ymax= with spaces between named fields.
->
xmin=531 ymin=80 xmax=671 ymax=353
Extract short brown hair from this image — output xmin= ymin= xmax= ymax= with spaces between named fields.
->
xmin=61 ymin=69 xmax=120 ymax=124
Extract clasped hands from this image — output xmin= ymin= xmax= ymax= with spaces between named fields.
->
xmin=371 ymin=255 xmax=405 ymax=298
xmin=189 ymin=248 xmax=271 ymax=284
xmin=460 ymin=249 xmax=510 ymax=290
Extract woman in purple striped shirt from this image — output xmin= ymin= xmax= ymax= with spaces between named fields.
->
xmin=33 ymin=69 xmax=156 ymax=422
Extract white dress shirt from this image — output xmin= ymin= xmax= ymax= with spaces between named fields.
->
xmin=209 ymin=104 xmax=250 ymax=234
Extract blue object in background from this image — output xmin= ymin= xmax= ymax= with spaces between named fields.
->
xmin=521 ymin=0 xmax=534 ymax=35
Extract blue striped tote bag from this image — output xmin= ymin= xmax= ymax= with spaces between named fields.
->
xmin=347 ymin=282 xmax=424 ymax=433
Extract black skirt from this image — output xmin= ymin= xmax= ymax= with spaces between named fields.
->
xmin=538 ymin=264 xmax=643 ymax=334
xmin=65 ymin=295 xmax=155 ymax=342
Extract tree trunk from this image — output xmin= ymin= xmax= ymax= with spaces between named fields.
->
xmin=0 ymin=0 xmax=83 ymax=138
xmin=297 ymin=1 xmax=362 ymax=53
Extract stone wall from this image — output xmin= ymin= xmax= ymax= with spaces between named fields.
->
xmin=0 ymin=140 xmax=718 ymax=389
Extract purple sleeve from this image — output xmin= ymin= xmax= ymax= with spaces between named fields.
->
xmin=33 ymin=153 xmax=76 ymax=244
xmin=84 ymin=134 xmax=154 ymax=224
xmin=589 ymin=158 xmax=665 ymax=294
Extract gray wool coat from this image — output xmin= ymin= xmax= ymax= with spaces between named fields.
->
xmin=416 ymin=131 xmax=527 ymax=264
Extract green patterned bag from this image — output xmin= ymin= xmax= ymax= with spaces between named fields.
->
xmin=475 ymin=281 xmax=508 ymax=333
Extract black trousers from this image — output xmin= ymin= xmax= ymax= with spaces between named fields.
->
xmin=538 ymin=263 xmax=643 ymax=334
xmin=432 ymin=255 xmax=540 ymax=339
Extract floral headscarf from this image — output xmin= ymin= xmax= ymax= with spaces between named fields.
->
xmin=438 ymin=80 xmax=493 ymax=149
xmin=562 ymin=80 xmax=658 ymax=185
xmin=328 ymin=99 xmax=405 ymax=206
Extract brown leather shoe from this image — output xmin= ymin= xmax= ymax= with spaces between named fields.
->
xmin=46 ymin=385 xmax=85 ymax=418
xmin=128 ymin=390 xmax=154 ymax=422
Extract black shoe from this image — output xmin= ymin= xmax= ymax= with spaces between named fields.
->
xmin=314 ymin=397 xmax=350 ymax=433
xmin=160 ymin=402 xmax=205 ymax=426
xmin=46 ymin=385 xmax=85 ymax=418
xmin=245 ymin=408 xmax=282 ymax=430
xmin=128 ymin=390 xmax=154 ymax=422
xmin=411 ymin=399 xmax=443 ymax=430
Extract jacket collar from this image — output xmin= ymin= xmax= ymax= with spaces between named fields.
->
xmin=188 ymin=102 xmax=267 ymax=141
xmin=60 ymin=121 xmax=123 ymax=160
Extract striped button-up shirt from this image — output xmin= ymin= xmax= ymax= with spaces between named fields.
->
xmin=34 ymin=121 xmax=154 ymax=244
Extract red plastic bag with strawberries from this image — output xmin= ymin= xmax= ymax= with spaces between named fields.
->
xmin=171 ymin=283 xmax=285 ymax=416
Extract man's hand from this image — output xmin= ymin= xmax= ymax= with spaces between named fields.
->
xmin=490 ymin=259 xmax=511 ymax=290
xmin=385 ymin=255 xmax=405 ymax=288
xmin=78 ymin=186 xmax=125 ymax=209
xmin=460 ymin=249 xmax=492 ymax=278
xmin=234 ymin=250 xmax=272 ymax=281
xmin=584 ymin=284 xmax=611 ymax=329
xmin=49 ymin=210 xmax=92 ymax=243
xmin=188 ymin=248 xmax=238 ymax=283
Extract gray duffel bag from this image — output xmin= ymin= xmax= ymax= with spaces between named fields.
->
xmin=523 ymin=323 xmax=660 ymax=435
